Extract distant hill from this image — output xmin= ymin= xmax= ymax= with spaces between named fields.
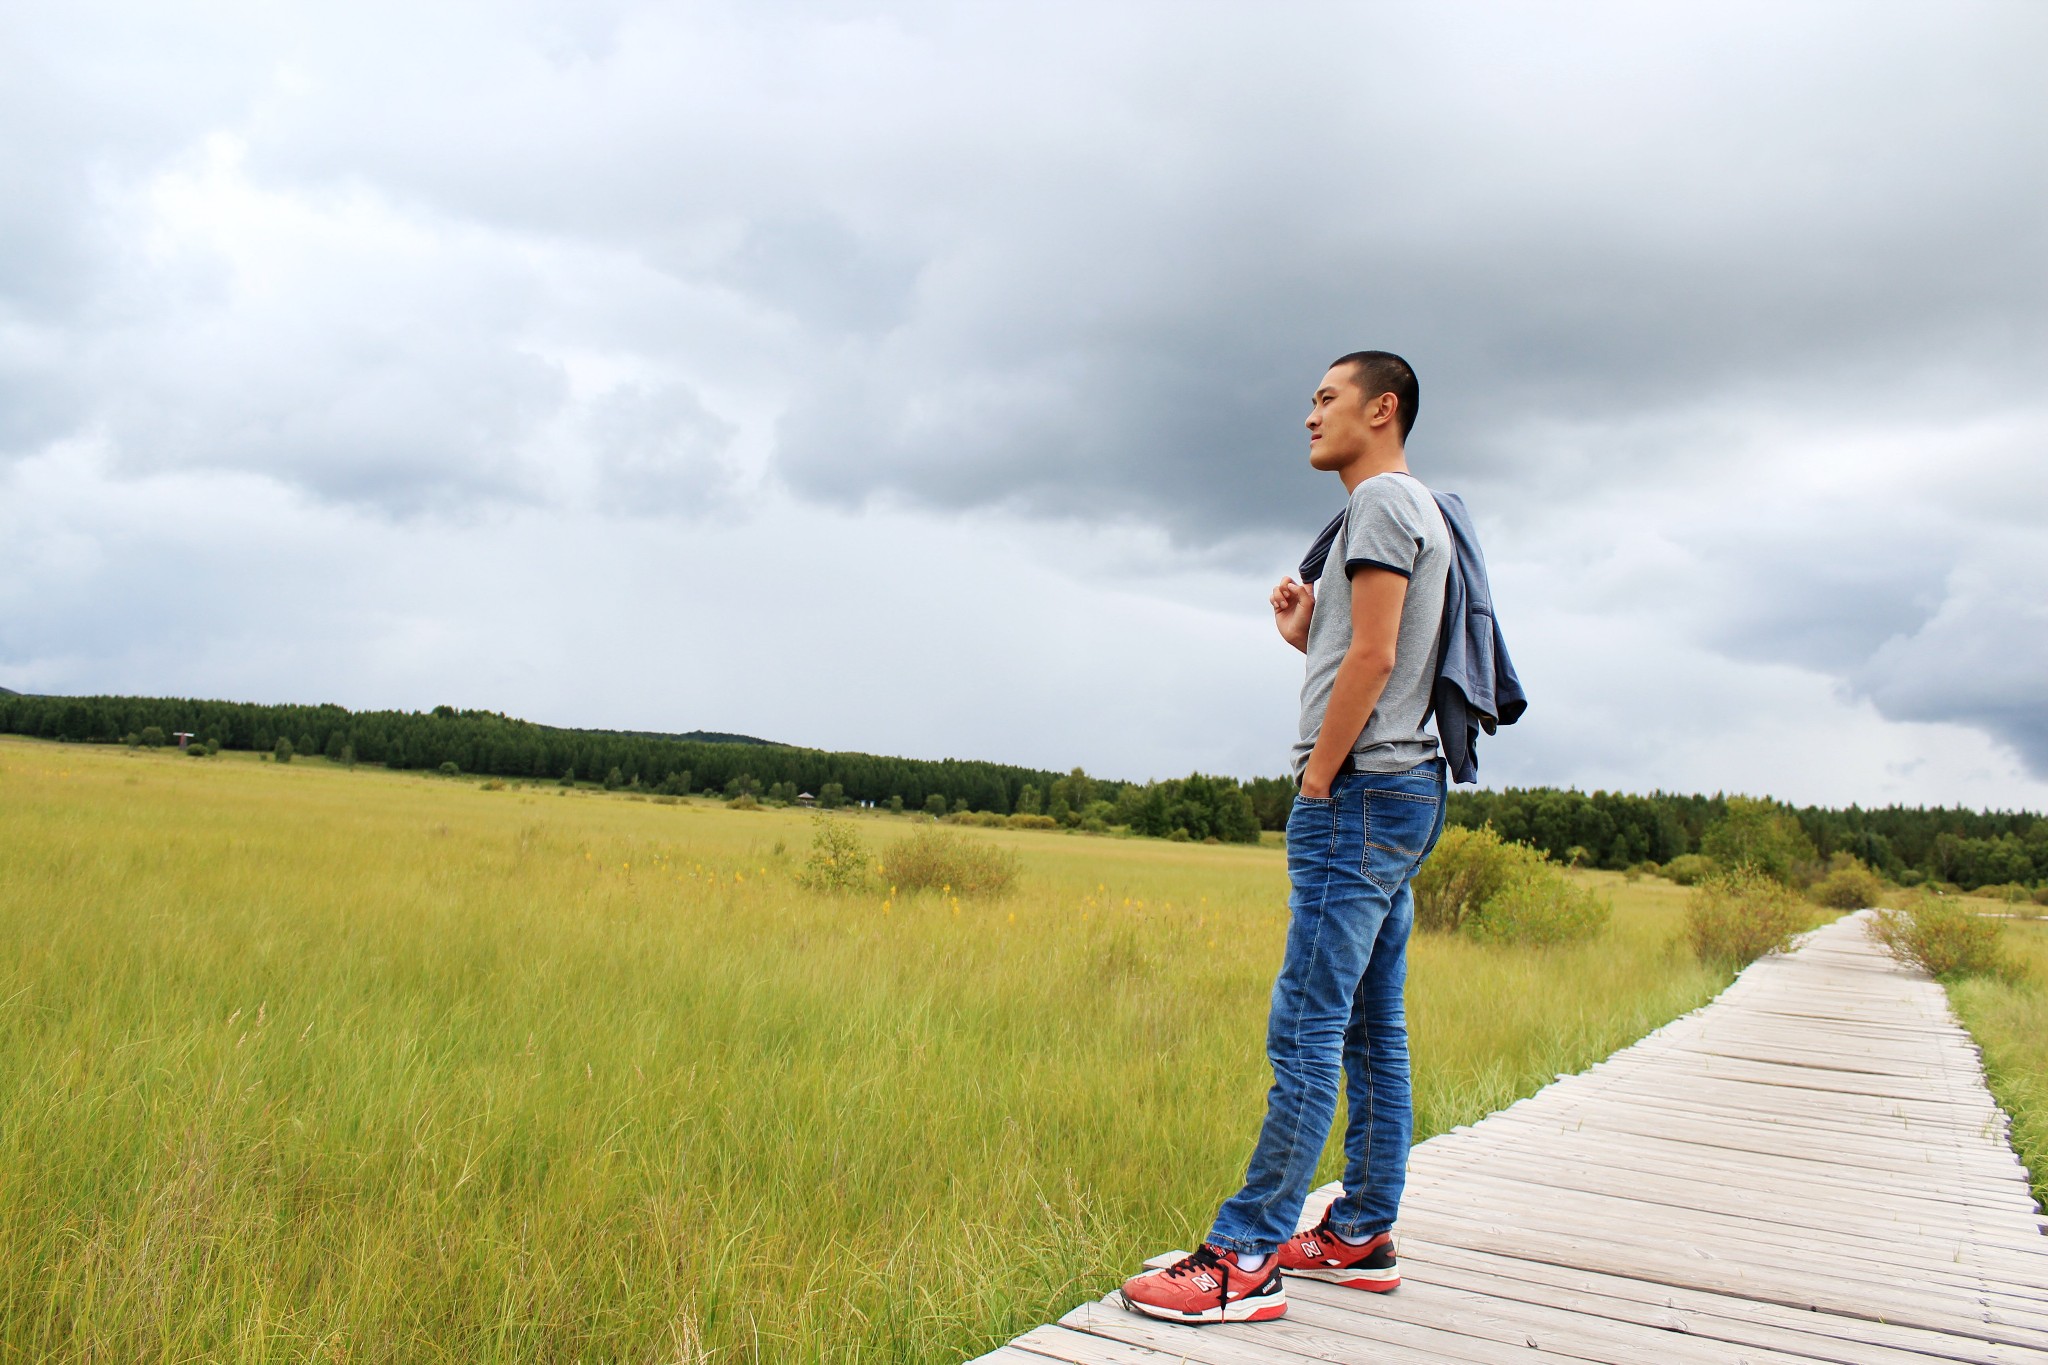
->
xmin=590 ymin=728 xmax=781 ymax=747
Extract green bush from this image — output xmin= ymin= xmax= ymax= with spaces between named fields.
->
xmin=1685 ymin=870 xmax=1806 ymax=968
xmin=439 ymin=761 xmax=461 ymax=777
xmin=1809 ymin=858 xmax=1885 ymax=910
xmin=1413 ymin=826 xmax=1607 ymax=945
xmin=1662 ymin=853 xmax=1714 ymax=886
xmin=186 ymin=742 xmax=209 ymax=758
xmin=880 ymin=828 xmax=1019 ymax=898
xmin=1006 ymin=813 xmax=1059 ymax=831
xmin=800 ymin=816 xmax=871 ymax=892
xmin=942 ymin=810 xmax=1006 ymax=829
xmin=140 ymin=726 xmax=165 ymax=749
xmin=923 ymin=793 xmax=949 ymax=818
xmin=273 ymin=737 xmax=294 ymax=764
xmin=1869 ymin=896 xmax=2014 ymax=982
xmin=1463 ymin=871 xmax=1611 ymax=947
xmin=1414 ymin=826 xmax=1530 ymax=933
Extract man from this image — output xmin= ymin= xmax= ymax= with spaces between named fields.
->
xmin=1119 ymin=351 xmax=1450 ymax=1324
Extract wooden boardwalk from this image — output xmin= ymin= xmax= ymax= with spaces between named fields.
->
xmin=973 ymin=911 xmax=2048 ymax=1364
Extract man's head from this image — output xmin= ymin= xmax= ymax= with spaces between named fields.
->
xmin=1305 ymin=351 xmax=1419 ymax=474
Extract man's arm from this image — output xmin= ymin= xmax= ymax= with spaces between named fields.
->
xmin=1299 ymin=567 xmax=1408 ymax=797
xmin=1270 ymin=576 xmax=1314 ymax=653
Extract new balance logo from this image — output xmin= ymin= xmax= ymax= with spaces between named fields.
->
xmin=1191 ymin=1271 xmax=1218 ymax=1292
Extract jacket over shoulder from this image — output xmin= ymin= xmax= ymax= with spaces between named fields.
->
xmin=1298 ymin=490 xmax=1526 ymax=784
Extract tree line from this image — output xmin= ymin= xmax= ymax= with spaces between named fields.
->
xmin=3 ymin=692 xmax=2040 ymax=882
xmin=0 ymin=692 xmax=1261 ymax=844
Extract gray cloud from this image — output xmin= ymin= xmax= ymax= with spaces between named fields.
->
xmin=584 ymin=380 xmax=737 ymax=512
xmin=2 ymin=1 xmax=2044 ymax=794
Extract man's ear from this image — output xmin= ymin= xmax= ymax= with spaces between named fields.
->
xmin=1367 ymin=390 xmax=1399 ymax=430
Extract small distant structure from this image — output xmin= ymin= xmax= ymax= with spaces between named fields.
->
xmin=173 ymin=732 xmax=195 ymax=749
xmin=796 ymin=791 xmax=816 ymax=807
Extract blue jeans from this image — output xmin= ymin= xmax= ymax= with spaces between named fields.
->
xmin=1208 ymin=760 xmax=1446 ymax=1255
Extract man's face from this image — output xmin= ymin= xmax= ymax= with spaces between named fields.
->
xmin=1305 ymin=364 xmax=1373 ymax=471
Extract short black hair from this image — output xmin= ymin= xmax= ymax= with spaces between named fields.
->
xmin=1329 ymin=350 xmax=1419 ymax=442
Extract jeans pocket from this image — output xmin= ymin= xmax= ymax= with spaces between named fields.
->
xmin=1361 ymin=791 xmax=1438 ymax=892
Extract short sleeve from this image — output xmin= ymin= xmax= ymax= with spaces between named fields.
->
xmin=1342 ymin=477 xmax=1425 ymax=579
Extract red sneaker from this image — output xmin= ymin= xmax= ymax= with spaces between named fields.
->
xmin=1275 ymin=1218 xmax=1399 ymax=1291
xmin=1118 ymin=1244 xmax=1288 ymax=1324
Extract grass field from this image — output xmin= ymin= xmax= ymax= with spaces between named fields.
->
xmin=1945 ymin=917 xmax=2048 ymax=1216
xmin=1 ymin=736 xmax=1749 ymax=1361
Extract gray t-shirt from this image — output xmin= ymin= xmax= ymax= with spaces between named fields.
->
xmin=1291 ymin=471 xmax=1450 ymax=778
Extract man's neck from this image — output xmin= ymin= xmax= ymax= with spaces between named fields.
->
xmin=1337 ymin=446 xmax=1411 ymax=493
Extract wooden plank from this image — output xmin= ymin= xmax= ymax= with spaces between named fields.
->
xmin=1420 ymin=1121 xmax=2045 ymax=1218
xmin=1409 ymin=1141 xmax=2046 ymax=1237
xmin=1001 ymin=1323 xmax=1210 ymax=1364
xmin=1399 ymin=1172 xmax=2048 ymax=1307
xmin=1393 ymin=1205 xmax=2048 ymax=1350
xmin=1281 ymin=1273 xmax=1843 ymax=1365
xmin=1061 ymin=1296 xmax=1581 ymax=1365
xmin=1400 ymin=1244 xmax=2039 ymax=1365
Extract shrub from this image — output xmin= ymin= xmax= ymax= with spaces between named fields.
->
xmin=924 ymin=794 xmax=949 ymax=818
xmin=728 ymin=795 xmax=761 ymax=812
xmin=1006 ymin=813 xmax=1059 ymax=830
xmin=1464 ymin=871 xmax=1612 ymax=947
xmin=440 ymin=761 xmax=462 ymax=777
xmin=604 ymin=766 xmax=625 ymax=791
xmin=800 ymin=816 xmax=871 ymax=892
xmin=880 ymin=828 xmax=1019 ymax=898
xmin=1869 ymin=896 xmax=2013 ymax=982
xmin=942 ymin=810 xmax=1006 ymax=829
xmin=1414 ymin=826 xmax=1538 ymax=934
xmin=1685 ymin=870 xmax=1807 ymax=968
xmin=1662 ymin=853 xmax=1714 ymax=886
xmin=2034 ymin=886 xmax=2048 ymax=907
xmin=204 ymin=738 xmax=220 ymax=755
xmin=140 ymin=726 xmax=165 ymax=749
xmin=1412 ymin=827 xmax=1607 ymax=945
xmin=481 ymin=779 xmax=505 ymax=791
xmin=1809 ymin=859 xmax=1885 ymax=910
xmin=559 ymin=768 xmax=577 ymax=787
xmin=123 ymin=732 xmax=140 ymax=747
xmin=186 ymin=743 xmax=209 ymax=758
xmin=887 ymin=795 xmax=904 ymax=814
xmin=274 ymin=737 xmax=294 ymax=764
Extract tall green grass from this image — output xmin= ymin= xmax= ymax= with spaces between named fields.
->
xmin=0 ymin=737 xmax=1730 ymax=1362
xmin=1946 ymin=918 xmax=2048 ymax=1217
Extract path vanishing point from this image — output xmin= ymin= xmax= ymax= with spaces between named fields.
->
xmin=973 ymin=910 xmax=2048 ymax=1364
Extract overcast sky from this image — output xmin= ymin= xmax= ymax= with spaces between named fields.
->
xmin=4 ymin=1 xmax=2045 ymax=808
